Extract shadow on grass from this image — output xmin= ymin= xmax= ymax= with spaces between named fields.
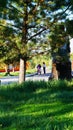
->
xmin=0 ymin=110 xmax=73 ymax=130
xmin=0 ymin=80 xmax=73 ymax=129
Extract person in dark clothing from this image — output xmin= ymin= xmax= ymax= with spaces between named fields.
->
xmin=37 ymin=64 xmax=41 ymax=74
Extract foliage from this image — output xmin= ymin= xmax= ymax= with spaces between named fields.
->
xmin=0 ymin=80 xmax=73 ymax=129
xmin=0 ymin=22 xmax=20 ymax=65
xmin=0 ymin=0 xmax=73 ymax=82
xmin=30 ymin=54 xmax=51 ymax=68
xmin=49 ymin=23 xmax=71 ymax=63
xmin=66 ymin=20 xmax=73 ymax=37
xmin=70 ymin=53 xmax=73 ymax=61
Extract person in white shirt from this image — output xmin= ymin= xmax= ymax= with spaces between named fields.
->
xmin=42 ymin=62 xmax=46 ymax=74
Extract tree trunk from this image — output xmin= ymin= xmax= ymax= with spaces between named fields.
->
xmin=58 ymin=61 xmax=72 ymax=80
xmin=51 ymin=62 xmax=58 ymax=80
xmin=5 ymin=64 xmax=11 ymax=76
xmin=18 ymin=3 xmax=28 ymax=84
xmin=19 ymin=58 xmax=26 ymax=83
xmin=51 ymin=61 xmax=72 ymax=80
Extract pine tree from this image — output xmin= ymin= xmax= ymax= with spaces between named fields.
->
xmin=0 ymin=0 xmax=73 ymax=82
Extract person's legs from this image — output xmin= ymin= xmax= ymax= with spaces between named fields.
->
xmin=43 ymin=67 xmax=46 ymax=74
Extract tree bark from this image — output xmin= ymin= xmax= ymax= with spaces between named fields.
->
xmin=51 ymin=60 xmax=72 ymax=80
xmin=51 ymin=62 xmax=58 ymax=80
xmin=5 ymin=64 xmax=11 ymax=76
xmin=18 ymin=2 xmax=28 ymax=83
xmin=19 ymin=58 xmax=26 ymax=83
xmin=52 ymin=61 xmax=72 ymax=80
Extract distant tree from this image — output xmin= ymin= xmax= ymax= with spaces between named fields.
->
xmin=0 ymin=23 xmax=20 ymax=75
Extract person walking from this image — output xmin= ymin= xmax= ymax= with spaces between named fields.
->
xmin=37 ymin=64 xmax=41 ymax=74
xmin=42 ymin=62 xmax=46 ymax=74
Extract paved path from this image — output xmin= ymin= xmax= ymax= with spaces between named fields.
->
xmin=0 ymin=73 xmax=51 ymax=85
xmin=0 ymin=71 xmax=73 ymax=85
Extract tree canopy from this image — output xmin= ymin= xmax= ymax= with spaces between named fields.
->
xmin=0 ymin=0 xmax=73 ymax=82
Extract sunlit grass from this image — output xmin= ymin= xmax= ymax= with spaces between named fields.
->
xmin=0 ymin=80 xmax=73 ymax=129
xmin=0 ymin=68 xmax=36 ymax=78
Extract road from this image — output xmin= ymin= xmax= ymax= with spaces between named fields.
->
xmin=0 ymin=73 xmax=51 ymax=85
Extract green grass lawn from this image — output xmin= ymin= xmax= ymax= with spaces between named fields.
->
xmin=0 ymin=80 xmax=73 ymax=130
xmin=0 ymin=68 xmax=36 ymax=78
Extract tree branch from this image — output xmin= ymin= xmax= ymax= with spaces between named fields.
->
xmin=28 ymin=28 xmax=47 ymax=40
xmin=8 ymin=23 xmax=22 ymax=30
xmin=29 ymin=49 xmax=51 ymax=59
xmin=9 ymin=4 xmax=24 ymax=15
xmin=27 ymin=25 xmax=36 ymax=29
xmin=54 ymin=4 xmax=71 ymax=21
xmin=0 ymin=24 xmax=19 ymax=34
